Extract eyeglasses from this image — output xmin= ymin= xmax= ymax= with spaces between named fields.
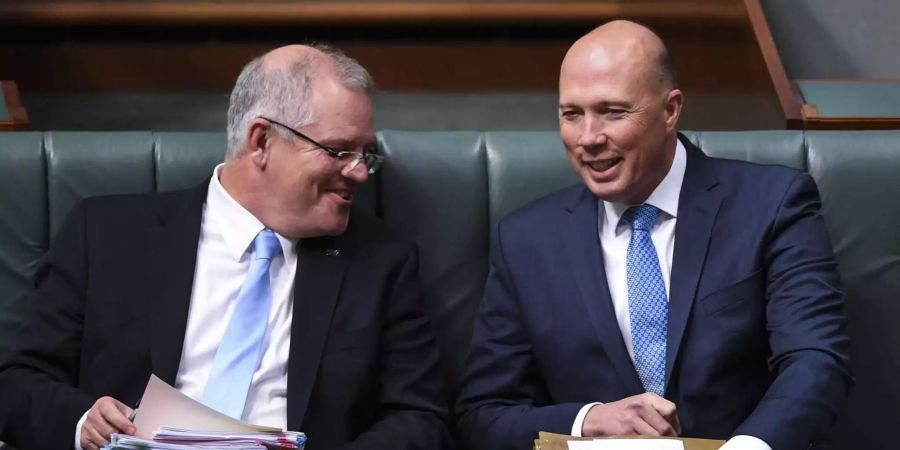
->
xmin=260 ymin=117 xmax=384 ymax=175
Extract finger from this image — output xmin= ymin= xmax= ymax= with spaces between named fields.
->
xmin=644 ymin=394 xmax=680 ymax=434
xmin=630 ymin=415 xmax=662 ymax=436
xmin=644 ymin=393 xmax=677 ymax=417
xmin=110 ymin=398 xmax=135 ymax=416
xmin=636 ymin=404 xmax=676 ymax=436
xmin=669 ymin=411 xmax=682 ymax=436
xmin=99 ymin=399 xmax=136 ymax=435
xmin=85 ymin=425 xmax=110 ymax=448
xmin=79 ymin=430 xmax=94 ymax=450
xmin=87 ymin=412 xmax=118 ymax=441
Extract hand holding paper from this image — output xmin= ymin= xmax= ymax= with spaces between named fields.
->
xmin=104 ymin=375 xmax=305 ymax=449
xmin=81 ymin=396 xmax=136 ymax=449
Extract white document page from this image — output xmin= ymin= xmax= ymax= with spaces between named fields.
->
xmin=568 ymin=439 xmax=685 ymax=450
xmin=133 ymin=374 xmax=282 ymax=438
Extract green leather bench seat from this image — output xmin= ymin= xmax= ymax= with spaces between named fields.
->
xmin=1 ymin=130 xmax=899 ymax=449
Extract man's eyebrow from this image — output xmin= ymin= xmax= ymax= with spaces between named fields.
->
xmin=596 ymin=100 xmax=633 ymax=108
xmin=325 ymin=137 xmax=375 ymax=150
xmin=559 ymin=101 xmax=632 ymax=109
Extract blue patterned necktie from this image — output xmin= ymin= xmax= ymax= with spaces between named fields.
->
xmin=625 ymin=204 xmax=667 ymax=396
xmin=202 ymin=229 xmax=281 ymax=419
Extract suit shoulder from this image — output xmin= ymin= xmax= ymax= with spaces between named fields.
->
xmin=346 ymin=208 xmax=414 ymax=250
xmin=706 ymin=155 xmax=803 ymax=186
xmin=703 ymin=155 xmax=815 ymax=213
xmin=80 ymin=189 xmax=195 ymax=223
xmin=499 ymin=183 xmax=583 ymax=231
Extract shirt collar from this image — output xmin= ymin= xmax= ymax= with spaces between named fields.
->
xmin=206 ymin=164 xmax=296 ymax=261
xmin=600 ymin=137 xmax=687 ymax=235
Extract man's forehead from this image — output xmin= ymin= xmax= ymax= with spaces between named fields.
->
xmin=303 ymin=86 xmax=374 ymax=138
xmin=564 ymin=37 xmax=648 ymax=74
xmin=261 ymin=45 xmax=322 ymax=70
xmin=560 ymin=44 xmax=658 ymax=99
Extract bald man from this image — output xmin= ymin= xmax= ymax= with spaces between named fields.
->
xmin=0 ymin=45 xmax=452 ymax=450
xmin=458 ymin=21 xmax=851 ymax=450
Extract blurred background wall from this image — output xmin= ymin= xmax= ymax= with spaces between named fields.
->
xmin=1 ymin=0 xmax=791 ymax=132
xmin=761 ymin=0 xmax=900 ymax=79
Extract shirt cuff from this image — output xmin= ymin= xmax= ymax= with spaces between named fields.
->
xmin=719 ymin=435 xmax=772 ymax=450
xmin=74 ymin=409 xmax=89 ymax=450
xmin=571 ymin=402 xmax=603 ymax=437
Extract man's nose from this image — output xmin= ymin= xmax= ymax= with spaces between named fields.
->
xmin=577 ymin=116 xmax=608 ymax=148
xmin=341 ymin=161 xmax=370 ymax=183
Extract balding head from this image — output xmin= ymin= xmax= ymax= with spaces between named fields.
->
xmin=557 ymin=20 xmax=683 ymax=205
xmin=563 ymin=20 xmax=677 ymax=94
xmin=259 ymin=44 xmax=323 ymax=71
xmin=219 ymin=43 xmax=376 ymax=239
xmin=225 ymin=43 xmax=373 ymax=158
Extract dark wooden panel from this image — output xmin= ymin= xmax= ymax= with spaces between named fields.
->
xmin=742 ymin=0 xmax=802 ymax=128
xmin=0 ymin=81 xmax=29 ymax=131
xmin=0 ymin=1 xmax=745 ymax=26
xmin=0 ymin=0 xmax=785 ymax=129
xmin=0 ymin=22 xmax=772 ymax=92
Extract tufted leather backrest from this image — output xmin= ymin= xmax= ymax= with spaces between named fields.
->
xmin=1 ymin=130 xmax=898 ymax=449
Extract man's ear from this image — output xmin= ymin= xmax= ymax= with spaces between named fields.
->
xmin=664 ymin=89 xmax=683 ymax=132
xmin=246 ymin=118 xmax=272 ymax=169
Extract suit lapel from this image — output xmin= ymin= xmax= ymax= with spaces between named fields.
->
xmin=146 ymin=183 xmax=208 ymax=385
xmin=286 ymin=234 xmax=348 ymax=430
xmin=561 ymin=188 xmax=644 ymax=395
xmin=665 ymin=137 xmax=721 ymax=388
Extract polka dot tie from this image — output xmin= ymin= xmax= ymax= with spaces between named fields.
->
xmin=625 ymin=204 xmax=667 ymax=396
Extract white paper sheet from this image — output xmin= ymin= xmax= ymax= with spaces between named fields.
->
xmin=132 ymin=374 xmax=282 ymax=438
xmin=567 ymin=439 xmax=685 ymax=450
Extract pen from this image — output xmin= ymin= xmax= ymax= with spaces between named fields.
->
xmin=128 ymin=399 xmax=141 ymax=422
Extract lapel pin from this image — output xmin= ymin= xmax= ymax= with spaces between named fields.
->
xmin=325 ymin=249 xmax=341 ymax=257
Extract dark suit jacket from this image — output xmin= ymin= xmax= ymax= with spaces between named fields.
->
xmin=457 ymin=137 xmax=852 ymax=450
xmin=0 ymin=181 xmax=452 ymax=450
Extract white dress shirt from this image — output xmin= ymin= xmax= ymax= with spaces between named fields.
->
xmin=569 ymin=141 xmax=771 ymax=450
xmin=76 ymin=164 xmax=297 ymax=448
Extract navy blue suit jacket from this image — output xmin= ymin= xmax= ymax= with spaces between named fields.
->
xmin=457 ymin=137 xmax=852 ymax=450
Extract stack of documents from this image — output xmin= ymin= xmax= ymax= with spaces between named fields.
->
xmin=533 ymin=432 xmax=725 ymax=450
xmin=108 ymin=428 xmax=306 ymax=449
xmin=105 ymin=375 xmax=306 ymax=449
xmin=567 ymin=439 xmax=683 ymax=450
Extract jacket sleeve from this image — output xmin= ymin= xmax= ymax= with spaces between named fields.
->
xmin=456 ymin=223 xmax=583 ymax=450
xmin=0 ymin=201 xmax=96 ymax=450
xmin=734 ymin=172 xmax=853 ymax=450
xmin=339 ymin=245 xmax=454 ymax=450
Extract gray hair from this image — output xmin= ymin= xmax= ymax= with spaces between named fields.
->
xmin=225 ymin=44 xmax=374 ymax=158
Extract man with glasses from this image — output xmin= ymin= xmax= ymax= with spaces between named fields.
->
xmin=0 ymin=44 xmax=452 ymax=450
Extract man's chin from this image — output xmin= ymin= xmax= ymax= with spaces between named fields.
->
xmin=583 ymin=179 xmax=627 ymax=203
xmin=320 ymin=216 xmax=350 ymax=237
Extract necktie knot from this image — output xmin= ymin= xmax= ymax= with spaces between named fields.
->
xmin=253 ymin=229 xmax=281 ymax=262
xmin=627 ymin=204 xmax=662 ymax=232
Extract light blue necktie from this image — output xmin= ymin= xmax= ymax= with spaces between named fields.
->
xmin=625 ymin=204 xmax=667 ymax=396
xmin=202 ymin=229 xmax=281 ymax=419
